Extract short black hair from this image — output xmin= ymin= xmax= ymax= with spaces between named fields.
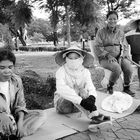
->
xmin=0 ymin=48 xmax=16 ymax=65
xmin=106 ymin=10 xmax=118 ymax=19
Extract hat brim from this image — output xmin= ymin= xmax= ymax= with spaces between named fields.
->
xmin=101 ymin=91 xmax=133 ymax=113
xmin=55 ymin=49 xmax=94 ymax=68
xmin=130 ymin=19 xmax=140 ymax=29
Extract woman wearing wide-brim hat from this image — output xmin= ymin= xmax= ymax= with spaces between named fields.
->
xmin=54 ymin=45 xmax=111 ymax=131
xmin=126 ymin=19 xmax=140 ymax=88
xmin=55 ymin=45 xmax=94 ymax=68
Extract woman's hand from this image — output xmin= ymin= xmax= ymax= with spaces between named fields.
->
xmin=80 ymin=95 xmax=96 ymax=112
xmin=0 ymin=112 xmax=14 ymax=136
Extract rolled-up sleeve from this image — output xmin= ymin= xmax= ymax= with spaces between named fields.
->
xmin=55 ymin=67 xmax=82 ymax=105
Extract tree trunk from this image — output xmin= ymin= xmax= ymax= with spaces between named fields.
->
xmin=111 ymin=3 xmax=113 ymax=10
xmin=107 ymin=0 xmax=110 ymax=12
xmin=9 ymin=27 xmax=26 ymax=46
xmin=53 ymin=31 xmax=58 ymax=46
xmin=18 ymin=27 xmax=27 ymax=46
xmin=18 ymin=35 xmax=26 ymax=46
xmin=63 ymin=37 xmax=65 ymax=46
xmin=66 ymin=5 xmax=71 ymax=47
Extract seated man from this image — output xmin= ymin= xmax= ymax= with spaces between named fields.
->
xmin=93 ymin=11 xmax=135 ymax=96
xmin=126 ymin=19 xmax=140 ymax=88
xmin=0 ymin=48 xmax=46 ymax=140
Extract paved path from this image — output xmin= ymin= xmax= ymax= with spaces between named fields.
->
xmin=59 ymin=112 xmax=140 ymax=140
xmin=59 ymin=82 xmax=140 ymax=140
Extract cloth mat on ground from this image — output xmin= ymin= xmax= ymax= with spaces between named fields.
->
xmin=22 ymin=91 xmax=140 ymax=140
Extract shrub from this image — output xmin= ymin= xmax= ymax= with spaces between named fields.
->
xmin=20 ymin=70 xmax=56 ymax=109
xmin=18 ymin=46 xmax=67 ymax=52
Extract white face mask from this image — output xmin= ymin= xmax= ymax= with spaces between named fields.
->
xmin=65 ymin=57 xmax=83 ymax=70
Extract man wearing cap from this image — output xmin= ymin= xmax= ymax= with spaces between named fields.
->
xmin=54 ymin=45 xmax=111 ymax=131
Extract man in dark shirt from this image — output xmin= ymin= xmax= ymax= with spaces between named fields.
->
xmin=126 ymin=19 xmax=140 ymax=88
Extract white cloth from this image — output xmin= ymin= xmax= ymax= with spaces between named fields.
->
xmin=54 ymin=65 xmax=97 ymax=105
xmin=101 ymin=91 xmax=133 ymax=114
xmin=0 ymin=81 xmax=10 ymax=113
xmin=65 ymin=57 xmax=83 ymax=70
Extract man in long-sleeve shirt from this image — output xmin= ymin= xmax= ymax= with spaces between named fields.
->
xmin=93 ymin=10 xmax=135 ymax=96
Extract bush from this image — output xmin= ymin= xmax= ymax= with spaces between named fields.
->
xmin=18 ymin=46 xmax=67 ymax=52
xmin=20 ymin=70 xmax=56 ymax=109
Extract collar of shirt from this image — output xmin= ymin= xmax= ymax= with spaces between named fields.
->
xmin=106 ymin=25 xmax=119 ymax=33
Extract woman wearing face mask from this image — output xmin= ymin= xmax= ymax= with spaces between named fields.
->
xmin=93 ymin=10 xmax=135 ymax=96
xmin=54 ymin=46 xmax=111 ymax=131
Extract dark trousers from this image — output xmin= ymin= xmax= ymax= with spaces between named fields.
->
xmin=132 ymin=54 xmax=140 ymax=81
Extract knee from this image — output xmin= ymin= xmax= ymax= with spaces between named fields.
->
xmin=122 ymin=59 xmax=133 ymax=73
xmin=112 ymin=65 xmax=122 ymax=75
xmin=56 ymin=99 xmax=74 ymax=114
xmin=123 ymin=66 xmax=133 ymax=75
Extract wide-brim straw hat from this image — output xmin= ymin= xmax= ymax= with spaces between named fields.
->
xmin=129 ymin=19 xmax=140 ymax=29
xmin=101 ymin=91 xmax=133 ymax=113
xmin=55 ymin=46 xmax=94 ymax=68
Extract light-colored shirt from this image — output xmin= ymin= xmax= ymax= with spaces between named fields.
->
xmin=0 ymin=81 xmax=10 ymax=113
xmin=94 ymin=26 xmax=129 ymax=60
xmin=54 ymin=66 xmax=97 ymax=105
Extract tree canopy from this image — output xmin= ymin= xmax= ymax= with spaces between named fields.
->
xmin=0 ymin=0 xmax=138 ymax=47
xmin=0 ymin=0 xmax=32 ymax=46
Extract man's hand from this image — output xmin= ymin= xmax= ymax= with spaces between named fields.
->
xmin=16 ymin=111 xmax=25 ymax=138
xmin=0 ymin=112 xmax=14 ymax=136
xmin=107 ymin=55 xmax=117 ymax=63
xmin=16 ymin=119 xmax=25 ymax=138
xmin=122 ymin=54 xmax=131 ymax=60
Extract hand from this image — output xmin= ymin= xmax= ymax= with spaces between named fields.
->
xmin=122 ymin=55 xmax=131 ymax=60
xmin=16 ymin=119 xmax=25 ymax=138
xmin=0 ymin=112 xmax=14 ymax=136
xmin=107 ymin=55 xmax=117 ymax=63
xmin=74 ymin=84 xmax=88 ymax=99
xmin=79 ymin=88 xmax=88 ymax=99
xmin=80 ymin=95 xmax=96 ymax=112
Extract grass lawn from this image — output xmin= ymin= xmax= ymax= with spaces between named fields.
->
xmin=15 ymin=51 xmax=59 ymax=77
